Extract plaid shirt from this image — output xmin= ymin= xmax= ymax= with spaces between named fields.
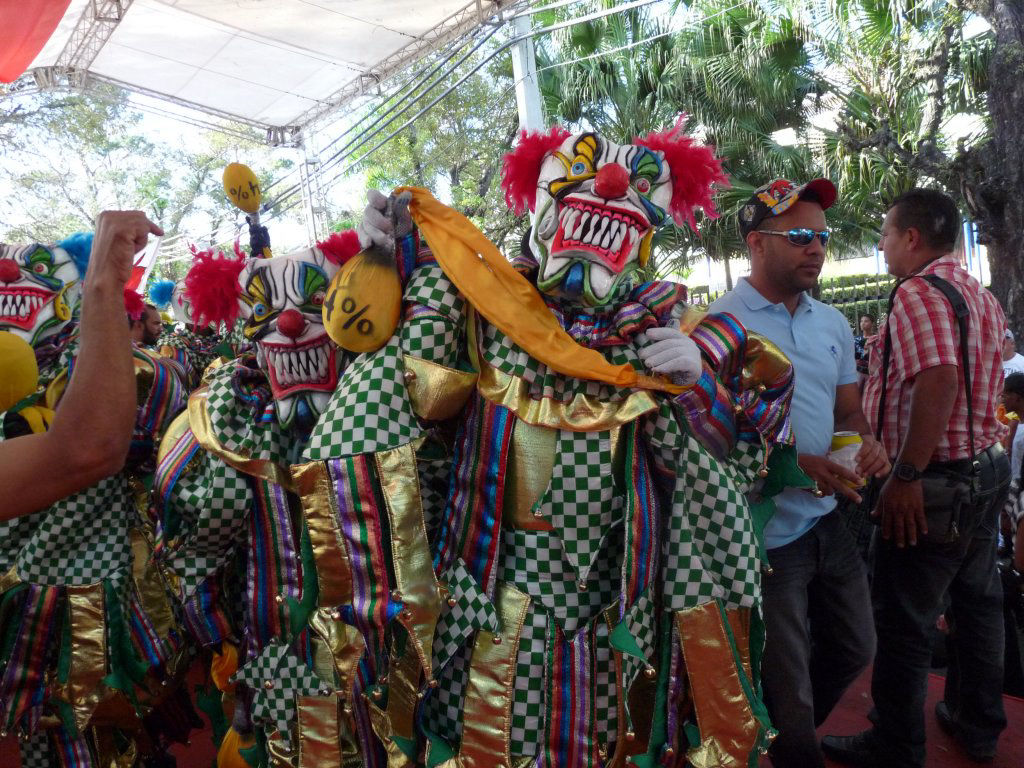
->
xmin=863 ymin=255 xmax=1007 ymax=461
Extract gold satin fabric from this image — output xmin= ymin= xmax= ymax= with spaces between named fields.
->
xmin=503 ymin=421 xmax=555 ymax=530
xmin=403 ymin=355 xmax=478 ymax=422
xmin=467 ymin=311 xmax=659 ymax=432
xmin=188 ymin=388 xmax=295 ymax=492
xmin=294 ymin=461 xmax=354 ymax=608
xmin=298 ymin=695 xmax=343 ymax=768
xmin=396 ymin=186 xmax=683 ymax=395
xmin=676 ymin=604 xmax=759 ymax=768
xmin=67 ymin=583 xmax=108 ymax=732
xmin=375 ymin=442 xmax=442 ymax=681
xmin=437 ymin=584 xmax=530 ymax=768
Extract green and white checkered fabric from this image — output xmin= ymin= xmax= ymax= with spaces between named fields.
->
xmin=304 ymin=337 xmax=423 ymax=459
xmin=593 ymin=617 xmax=618 ymax=750
xmin=404 ymin=265 xmax=465 ymax=323
xmin=163 ymin=447 xmax=253 ymax=600
xmin=478 ymin=319 xmax=643 ymax=405
xmin=233 ymin=640 xmax=329 ymax=735
xmin=509 ymin=598 xmax=548 ymax=757
xmin=544 ymin=429 xmax=624 ymax=583
xmin=499 ymin=527 xmax=621 ymax=635
xmin=205 ymin=364 xmax=291 ymax=466
xmin=729 ymin=437 xmax=768 ymax=495
xmin=400 ymin=311 xmax=461 ymax=367
xmin=16 ymin=473 xmax=132 ymax=587
xmin=620 ymin=591 xmax=657 ymax=689
xmin=417 ymin=450 xmax=450 ymax=546
xmin=421 ymin=640 xmax=471 ymax=742
xmin=432 ymin=558 xmax=498 ymax=673
xmin=0 ymin=512 xmax=43 ymax=575
xmin=659 ymin=429 xmax=761 ymax=611
xmin=18 ymin=729 xmax=51 ymax=768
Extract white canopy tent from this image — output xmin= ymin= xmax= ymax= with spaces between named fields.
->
xmin=17 ymin=0 xmax=525 ymax=143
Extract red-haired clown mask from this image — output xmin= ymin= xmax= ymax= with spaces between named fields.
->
xmin=238 ymin=247 xmax=341 ymax=429
xmin=0 ymin=242 xmax=82 ymax=347
xmin=528 ymin=132 xmax=673 ymax=306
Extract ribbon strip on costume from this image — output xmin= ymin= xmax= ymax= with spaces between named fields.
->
xmin=435 ymin=584 xmax=529 ymax=768
xmin=0 ymin=583 xmax=58 ymax=734
xmin=375 ymin=441 xmax=442 ymax=682
xmin=247 ymin=479 xmax=303 ymax=654
xmin=434 ymin=395 xmax=513 ymax=599
xmin=675 ymin=603 xmax=771 ymax=768
xmin=396 ymin=186 xmax=684 ymax=395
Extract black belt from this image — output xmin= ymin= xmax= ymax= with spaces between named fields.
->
xmin=927 ymin=443 xmax=1004 ymax=476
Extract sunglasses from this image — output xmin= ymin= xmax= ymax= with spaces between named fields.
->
xmin=757 ymin=228 xmax=831 ymax=247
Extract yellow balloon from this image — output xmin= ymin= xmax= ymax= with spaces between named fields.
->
xmin=322 ymin=250 xmax=402 ymax=354
xmin=0 ymin=331 xmax=38 ymax=412
xmin=222 ymin=163 xmax=262 ymax=214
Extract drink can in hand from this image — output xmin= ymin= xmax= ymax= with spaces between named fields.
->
xmin=828 ymin=431 xmax=863 ymax=488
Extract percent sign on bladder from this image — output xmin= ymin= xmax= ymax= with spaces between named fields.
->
xmin=339 ymin=297 xmax=373 ymax=335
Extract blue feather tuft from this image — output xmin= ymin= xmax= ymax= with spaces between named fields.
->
xmin=56 ymin=232 xmax=94 ymax=278
xmin=149 ymin=279 xmax=176 ymax=309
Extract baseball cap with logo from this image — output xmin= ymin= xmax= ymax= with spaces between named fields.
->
xmin=738 ymin=178 xmax=838 ymax=238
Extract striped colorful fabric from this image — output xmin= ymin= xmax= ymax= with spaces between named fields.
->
xmin=137 ymin=351 xmax=186 ymax=437
xmin=433 ymin=395 xmax=513 ymax=597
xmin=181 ymin=579 xmax=233 ymax=647
xmin=325 ymin=457 xmax=399 ymax=654
xmin=128 ymin=584 xmax=174 ymax=666
xmin=543 ymin=623 xmax=598 ymax=768
xmin=620 ymin=424 xmax=659 ymax=613
xmin=0 ymin=584 xmax=58 ymax=732
xmin=154 ymin=428 xmax=200 ymax=514
xmin=52 ymin=724 xmax=94 ymax=768
xmin=246 ymin=480 xmax=303 ymax=653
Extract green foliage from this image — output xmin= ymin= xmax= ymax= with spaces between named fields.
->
xmin=0 ymin=87 xmax=292 ymax=276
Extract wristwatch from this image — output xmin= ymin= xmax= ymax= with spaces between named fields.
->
xmin=892 ymin=462 xmax=924 ymax=482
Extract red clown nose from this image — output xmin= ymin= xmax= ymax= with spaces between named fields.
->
xmin=593 ymin=163 xmax=630 ymax=200
xmin=0 ymin=259 xmax=21 ymax=283
xmin=277 ymin=308 xmax=306 ymax=338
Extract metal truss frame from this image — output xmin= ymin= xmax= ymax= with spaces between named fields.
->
xmin=3 ymin=0 xmax=530 ymax=145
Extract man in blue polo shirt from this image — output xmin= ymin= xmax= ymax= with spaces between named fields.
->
xmin=710 ymin=178 xmax=890 ymax=767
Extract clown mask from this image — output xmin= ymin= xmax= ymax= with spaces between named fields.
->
xmin=238 ymin=247 xmax=341 ymax=430
xmin=529 ymin=133 xmax=672 ymax=306
xmin=0 ymin=242 xmax=82 ymax=347
xmin=169 ymin=280 xmax=198 ymax=328
xmin=502 ymin=123 xmax=726 ymax=308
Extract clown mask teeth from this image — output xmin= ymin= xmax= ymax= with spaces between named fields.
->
xmin=0 ymin=289 xmax=50 ymax=326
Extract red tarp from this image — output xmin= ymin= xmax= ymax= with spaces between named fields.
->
xmin=0 ymin=0 xmax=72 ymax=83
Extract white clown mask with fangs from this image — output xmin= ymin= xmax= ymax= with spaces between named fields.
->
xmin=529 ymin=132 xmax=673 ymax=307
xmin=238 ymin=247 xmax=342 ymax=430
xmin=0 ymin=241 xmax=84 ymax=347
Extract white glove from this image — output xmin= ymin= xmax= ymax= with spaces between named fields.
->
xmin=637 ymin=326 xmax=702 ymax=386
xmin=356 ymin=189 xmax=413 ymax=254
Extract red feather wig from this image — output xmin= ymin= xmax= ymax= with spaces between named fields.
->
xmin=635 ymin=116 xmax=729 ymax=231
xmin=317 ymin=229 xmax=361 ymax=267
xmin=184 ymin=245 xmax=247 ymax=329
xmin=500 ymin=126 xmax=571 ymax=216
xmin=123 ymin=288 xmax=145 ymax=322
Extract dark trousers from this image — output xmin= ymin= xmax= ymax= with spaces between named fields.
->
xmin=871 ymin=451 xmax=1011 ymax=768
xmin=762 ymin=511 xmax=875 ymax=768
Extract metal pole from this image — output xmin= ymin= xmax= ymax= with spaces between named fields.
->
xmin=510 ymin=13 xmax=544 ymax=132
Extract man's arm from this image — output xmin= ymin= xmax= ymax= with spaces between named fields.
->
xmin=0 ymin=211 xmax=163 ymax=520
xmin=875 ymin=364 xmax=959 ymax=547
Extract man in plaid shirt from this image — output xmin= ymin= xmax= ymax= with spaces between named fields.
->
xmin=823 ymin=189 xmax=1011 ymax=767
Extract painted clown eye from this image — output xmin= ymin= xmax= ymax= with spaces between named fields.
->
xmin=571 ymin=161 xmax=587 ymax=175
xmin=33 ymin=263 xmax=47 ymax=274
xmin=253 ymin=302 xmax=268 ymax=317
xmin=635 ymin=178 xmax=652 ymax=194
xmin=310 ymin=290 xmax=325 ymax=307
